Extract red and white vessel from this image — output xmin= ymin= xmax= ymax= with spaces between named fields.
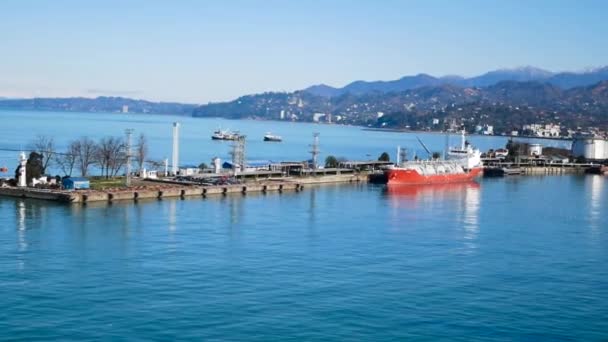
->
xmin=385 ymin=131 xmax=483 ymax=185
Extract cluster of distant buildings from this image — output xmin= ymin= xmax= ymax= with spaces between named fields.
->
xmin=521 ymin=123 xmax=562 ymax=138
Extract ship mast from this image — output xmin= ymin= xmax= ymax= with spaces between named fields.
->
xmin=461 ymin=129 xmax=466 ymax=150
xmin=443 ymin=132 xmax=449 ymax=160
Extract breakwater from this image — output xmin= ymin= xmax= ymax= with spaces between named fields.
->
xmin=0 ymin=182 xmax=304 ymax=204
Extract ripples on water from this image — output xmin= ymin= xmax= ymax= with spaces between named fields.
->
xmin=0 ymin=176 xmax=607 ymax=340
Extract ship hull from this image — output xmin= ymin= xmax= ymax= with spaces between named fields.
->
xmin=263 ymin=137 xmax=282 ymax=142
xmin=212 ymin=136 xmax=238 ymax=141
xmin=385 ymin=167 xmax=483 ymax=185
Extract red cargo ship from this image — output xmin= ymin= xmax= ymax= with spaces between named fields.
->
xmin=385 ymin=131 xmax=483 ymax=185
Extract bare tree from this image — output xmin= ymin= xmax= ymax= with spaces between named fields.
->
xmin=29 ymin=135 xmax=55 ymax=173
xmin=55 ymin=142 xmax=78 ymax=177
xmin=95 ymin=136 xmax=126 ymax=178
xmin=73 ymin=137 xmax=97 ymax=177
xmin=136 ymin=133 xmax=148 ymax=174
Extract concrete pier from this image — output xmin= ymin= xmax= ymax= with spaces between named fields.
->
xmin=0 ymin=181 xmax=304 ymax=204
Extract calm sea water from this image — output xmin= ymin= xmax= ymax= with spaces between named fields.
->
xmin=0 ymin=111 xmax=606 ymax=340
xmin=0 ymin=109 xmax=569 ymax=173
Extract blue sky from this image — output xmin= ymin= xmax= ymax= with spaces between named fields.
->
xmin=1 ymin=0 xmax=606 ymax=103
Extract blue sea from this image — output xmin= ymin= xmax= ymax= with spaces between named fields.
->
xmin=0 ymin=110 xmax=606 ymax=340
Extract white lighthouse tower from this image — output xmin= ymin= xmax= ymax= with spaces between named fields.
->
xmin=18 ymin=152 xmax=27 ymax=187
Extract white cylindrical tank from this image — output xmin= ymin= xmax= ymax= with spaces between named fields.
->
xmin=572 ymin=135 xmax=608 ymax=160
xmin=212 ymin=157 xmax=221 ymax=174
xmin=596 ymin=139 xmax=607 ymax=159
xmin=528 ymin=144 xmax=543 ymax=156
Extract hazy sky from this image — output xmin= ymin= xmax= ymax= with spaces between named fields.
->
xmin=1 ymin=0 xmax=607 ymax=103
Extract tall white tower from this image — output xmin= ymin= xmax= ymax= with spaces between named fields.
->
xmin=171 ymin=122 xmax=180 ymax=175
xmin=18 ymin=152 xmax=27 ymax=187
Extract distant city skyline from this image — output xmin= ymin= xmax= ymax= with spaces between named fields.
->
xmin=1 ymin=0 xmax=607 ymax=103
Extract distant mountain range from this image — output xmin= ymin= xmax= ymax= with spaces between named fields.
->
xmin=193 ymin=79 xmax=608 ymax=134
xmin=0 ymin=96 xmax=196 ymax=115
xmin=303 ymin=66 xmax=608 ymax=97
xmin=2 ymin=66 xmax=608 ymax=133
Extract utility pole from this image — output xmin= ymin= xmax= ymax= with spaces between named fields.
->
xmin=125 ymin=128 xmax=134 ymax=187
xmin=310 ymin=132 xmax=320 ymax=169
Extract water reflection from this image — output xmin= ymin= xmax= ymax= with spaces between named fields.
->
xmin=385 ymin=182 xmax=480 ymax=205
xmin=228 ymin=195 xmax=244 ymax=226
xmin=13 ymin=200 xmax=54 ymax=269
xmin=587 ymin=175 xmax=604 ymax=234
xmin=384 ymin=182 xmax=481 ymax=251
xmin=14 ymin=199 xmax=51 ymax=231
xmin=16 ymin=201 xmax=27 ymax=258
xmin=307 ymin=189 xmax=319 ymax=240
xmin=168 ymin=198 xmax=177 ymax=231
xmin=308 ymin=189 xmax=316 ymax=223
xmin=461 ymin=183 xmax=481 ymax=251
xmin=17 ymin=200 xmax=26 ymax=232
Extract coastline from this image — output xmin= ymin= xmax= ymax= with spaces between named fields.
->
xmin=0 ymin=107 xmax=577 ymax=142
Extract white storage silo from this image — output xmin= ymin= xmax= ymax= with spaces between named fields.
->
xmin=528 ymin=144 xmax=543 ymax=156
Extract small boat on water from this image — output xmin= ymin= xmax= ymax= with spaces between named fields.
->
xmin=263 ymin=133 xmax=282 ymax=142
xmin=211 ymin=128 xmax=240 ymax=141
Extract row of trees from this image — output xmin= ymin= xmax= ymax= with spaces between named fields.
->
xmin=28 ymin=134 xmax=149 ymax=178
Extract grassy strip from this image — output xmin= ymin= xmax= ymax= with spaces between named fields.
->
xmin=89 ymin=177 xmax=126 ymax=190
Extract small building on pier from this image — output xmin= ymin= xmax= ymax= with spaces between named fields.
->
xmin=62 ymin=177 xmax=90 ymax=190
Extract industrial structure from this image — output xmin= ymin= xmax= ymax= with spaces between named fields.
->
xmin=528 ymin=143 xmax=543 ymax=157
xmin=230 ymin=135 xmax=246 ymax=176
xmin=571 ymin=134 xmax=608 ymax=161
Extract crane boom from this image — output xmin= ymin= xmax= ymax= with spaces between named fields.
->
xmin=416 ymin=136 xmax=432 ymax=157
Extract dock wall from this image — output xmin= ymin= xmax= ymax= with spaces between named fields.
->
xmin=520 ymin=166 xmax=587 ymax=175
xmin=0 ymin=187 xmax=76 ymax=202
xmin=293 ymin=174 xmax=368 ymax=184
xmin=0 ymin=182 xmax=303 ymax=204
